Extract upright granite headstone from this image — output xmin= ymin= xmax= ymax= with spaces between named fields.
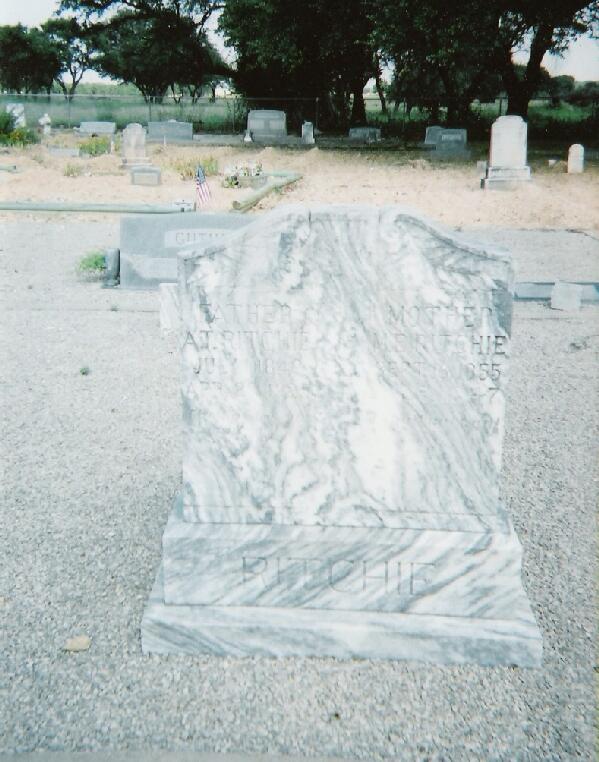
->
xmin=482 ymin=116 xmax=531 ymax=189
xmin=424 ymin=125 xmax=443 ymax=147
xmin=247 ymin=110 xmax=287 ymax=142
xmin=148 ymin=121 xmax=193 ymax=142
xmin=121 ymin=123 xmax=150 ymax=167
xmin=119 ymin=213 xmax=251 ymax=289
xmin=432 ymin=129 xmax=470 ymax=158
xmin=348 ymin=127 xmax=382 ymax=142
xmin=567 ymin=144 xmax=584 ymax=174
xmin=141 ymin=204 xmax=542 ymax=666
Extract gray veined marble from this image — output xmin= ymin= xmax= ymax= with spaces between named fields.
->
xmin=141 ymin=204 xmax=542 ymax=666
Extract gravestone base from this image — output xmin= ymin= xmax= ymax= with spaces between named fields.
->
xmin=141 ymin=497 xmax=542 ymax=666
xmin=482 ymin=166 xmax=531 ymax=189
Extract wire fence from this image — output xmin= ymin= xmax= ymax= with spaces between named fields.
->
xmin=1 ymin=91 xmax=594 ymax=136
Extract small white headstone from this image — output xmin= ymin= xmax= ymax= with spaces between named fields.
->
xmin=551 ymin=281 xmax=582 ymax=311
xmin=567 ymin=144 xmax=584 ymax=174
xmin=38 ymin=113 xmax=51 ymax=135
xmin=302 ymin=121 xmax=315 ymax=145
xmin=6 ymin=103 xmax=26 ymax=128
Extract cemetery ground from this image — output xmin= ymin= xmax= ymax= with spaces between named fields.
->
xmin=0 ymin=137 xmax=598 ymax=760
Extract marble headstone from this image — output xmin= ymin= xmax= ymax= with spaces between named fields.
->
xmin=567 ymin=144 xmax=584 ymax=174
xmin=38 ymin=113 xmax=52 ymax=135
xmin=121 ymin=123 xmax=150 ymax=167
xmin=141 ymin=204 xmax=542 ymax=666
xmin=482 ymin=116 xmax=531 ymax=189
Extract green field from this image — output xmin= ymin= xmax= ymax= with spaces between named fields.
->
xmin=1 ymin=92 xmax=596 ymax=143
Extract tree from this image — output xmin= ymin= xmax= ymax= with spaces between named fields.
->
xmin=93 ymin=11 xmax=227 ymax=100
xmin=0 ymin=24 xmax=62 ymax=93
xmin=220 ymin=0 xmax=377 ymax=126
xmin=491 ymin=1 xmax=598 ymax=117
xmin=373 ymin=0 xmax=502 ymax=124
xmin=41 ymin=17 xmax=96 ymax=100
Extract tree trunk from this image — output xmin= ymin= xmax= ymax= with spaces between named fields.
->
xmin=501 ymin=22 xmax=555 ymax=118
xmin=350 ymin=81 xmax=367 ymax=126
xmin=374 ymin=55 xmax=387 ymax=116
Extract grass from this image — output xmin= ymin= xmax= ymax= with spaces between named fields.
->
xmin=64 ymin=163 xmax=83 ymax=177
xmin=78 ymin=250 xmax=106 ymax=272
xmin=79 ymin=136 xmax=111 ymax=156
xmin=171 ymin=156 xmax=219 ymax=179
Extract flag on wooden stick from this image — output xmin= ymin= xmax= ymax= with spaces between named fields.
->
xmin=195 ymin=165 xmax=211 ymax=208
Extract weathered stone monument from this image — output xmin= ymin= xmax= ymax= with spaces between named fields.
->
xmin=423 ymin=125 xmax=443 ymax=147
xmin=141 ymin=204 xmax=542 ymax=666
xmin=148 ymin=121 xmax=193 ymax=142
xmin=432 ymin=129 xmax=470 ymax=159
xmin=302 ymin=121 xmax=315 ymax=145
xmin=121 ymin=123 xmax=150 ymax=167
xmin=78 ymin=121 xmax=116 ymax=136
xmin=482 ymin=116 xmax=531 ymax=189
xmin=6 ymin=103 xmax=26 ymax=127
xmin=119 ymin=213 xmax=251 ymax=289
xmin=567 ymin=144 xmax=584 ymax=174
xmin=246 ymin=110 xmax=287 ymax=142
xmin=348 ymin=126 xmax=382 ymax=142
xmin=130 ymin=165 xmax=161 ymax=186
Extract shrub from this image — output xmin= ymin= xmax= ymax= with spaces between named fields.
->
xmin=0 ymin=110 xmax=16 ymax=135
xmin=0 ymin=126 xmax=38 ymax=146
xmin=172 ymin=156 xmax=219 ymax=179
xmin=79 ymin=136 xmax=111 ymax=156
xmin=64 ymin=163 xmax=83 ymax=177
xmin=78 ymin=250 xmax=106 ymax=272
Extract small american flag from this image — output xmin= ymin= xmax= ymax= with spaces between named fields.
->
xmin=195 ymin=165 xmax=211 ymax=208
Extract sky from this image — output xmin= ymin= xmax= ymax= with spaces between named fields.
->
xmin=3 ymin=0 xmax=599 ymax=83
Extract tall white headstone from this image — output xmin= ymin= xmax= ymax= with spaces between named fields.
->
xmin=567 ymin=144 xmax=584 ymax=174
xmin=482 ymin=115 xmax=531 ymax=189
xmin=141 ymin=204 xmax=542 ymax=667
xmin=301 ymin=121 xmax=315 ymax=145
xmin=121 ymin=123 xmax=150 ymax=167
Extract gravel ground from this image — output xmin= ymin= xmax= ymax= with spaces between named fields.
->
xmin=1 ymin=220 xmax=597 ymax=760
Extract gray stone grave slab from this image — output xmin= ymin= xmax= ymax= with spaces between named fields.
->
xmin=247 ymin=110 xmax=287 ymax=142
xmin=423 ymin=125 xmax=443 ymax=147
xmin=48 ymin=147 xmax=80 ymax=158
xmin=482 ymin=116 xmax=531 ymax=189
xmin=141 ymin=204 xmax=542 ymax=666
xmin=148 ymin=121 xmax=193 ymax=142
xmin=348 ymin=127 xmax=382 ymax=142
xmin=432 ymin=129 xmax=470 ymax=158
xmin=130 ymin=166 xmax=161 ymax=186
xmin=119 ymin=212 xmax=251 ymax=290
xmin=78 ymin=121 xmax=116 ymax=136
